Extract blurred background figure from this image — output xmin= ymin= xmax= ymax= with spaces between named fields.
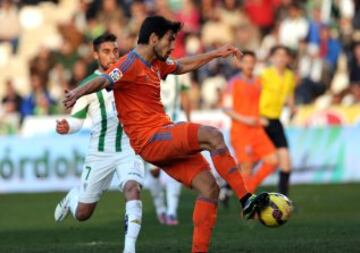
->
xmin=0 ymin=0 xmax=21 ymax=54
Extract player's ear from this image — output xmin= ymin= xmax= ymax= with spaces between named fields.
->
xmin=149 ymin=33 xmax=159 ymax=45
xmin=93 ymin=51 xmax=99 ymax=61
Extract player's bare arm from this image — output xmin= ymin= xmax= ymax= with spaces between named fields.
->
xmin=223 ymin=108 xmax=262 ymax=126
xmin=63 ymin=76 xmax=111 ymax=109
xmin=175 ymin=44 xmax=242 ymax=74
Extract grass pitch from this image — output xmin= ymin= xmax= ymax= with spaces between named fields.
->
xmin=1 ymin=183 xmax=360 ymax=253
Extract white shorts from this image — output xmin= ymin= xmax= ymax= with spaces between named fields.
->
xmin=78 ymin=149 xmax=144 ymax=203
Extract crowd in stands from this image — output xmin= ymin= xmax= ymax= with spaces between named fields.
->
xmin=1 ymin=0 xmax=360 ymax=134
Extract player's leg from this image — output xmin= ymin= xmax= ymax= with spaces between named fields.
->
xmin=191 ymin=170 xmax=219 ymax=253
xmin=162 ymin=171 xmax=181 ymax=225
xmin=240 ymin=161 xmax=254 ymax=190
xmin=277 ymin=147 xmax=291 ymax=195
xmin=147 ymin=166 xmax=167 ymax=224
xmin=140 ymin=123 xmax=269 ymax=218
xmin=54 ymin=156 xmax=113 ymax=222
xmin=117 ymin=155 xmax=144 ymax=253
xmin=162 ymin=154 xmax=217 ymax=253
xmin=264 ymin=120 xmax=291 ymax=196
xmin=249 ymin=131 xmax=279 ymax=192
xmin=198 ymin=125 xmax=248 ymax=201
xmin=123 ymin=180 xmax=143 ymax=253
xmin=250 ymin=152 xmax=278 ymax=193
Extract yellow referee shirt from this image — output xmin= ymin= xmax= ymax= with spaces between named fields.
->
xmin=260 ymin=67 xmax=295 ymax=119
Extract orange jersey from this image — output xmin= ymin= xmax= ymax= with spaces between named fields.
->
xmin=228 ymin=75 xmax=261 ymax=134
xmin=227 ymin=75 xmax=275 ymax=162
xmin=104 ymin=50 xmax=178 ymax=153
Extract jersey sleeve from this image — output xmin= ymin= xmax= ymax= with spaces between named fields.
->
xmin=70 ymin=96 xmax=89 ymax=119
xmin=68 ymin=96 xmax=89 ymax=133
xmin=102 ymin=54 xmax=137 ymax=90
xmin=158 ymin=58 xmax=179 ymax=80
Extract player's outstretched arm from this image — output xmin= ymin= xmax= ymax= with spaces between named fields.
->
xmin=175 ymin=44 xmax=242 ymax=74
xmin=63 ymin=76 xmax=111 ymax=110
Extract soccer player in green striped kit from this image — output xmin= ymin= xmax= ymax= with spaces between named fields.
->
xmin=54 ymin=33 xmax=144 ymax=253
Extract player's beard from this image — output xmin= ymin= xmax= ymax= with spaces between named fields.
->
xmin=154 ymin=46 xmax=168 ymax=62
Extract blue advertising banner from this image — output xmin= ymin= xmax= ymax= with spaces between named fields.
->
xmin=0 ymin=126 xmax=359 ymax=193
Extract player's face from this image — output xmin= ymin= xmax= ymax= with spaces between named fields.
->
xmin=94 ymin=41 xmax=119 ymax=70
xmin=271 ymin=49 xmax=290 ymax=69
xmin=240 ymin=55 xmax=256 ymax=76
xmin=154 ymin=31 xmax=176 ymax=61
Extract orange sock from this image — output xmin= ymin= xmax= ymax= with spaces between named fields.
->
xmin=211 ymin=148 xmax=249 ymax=199
xmin=251 ymin=163 xmax=276 ymax=192
xmin=241 ymin=172 xmax=253 ymax=192
xmin=192 ymin=197 xmax=217 ymax=253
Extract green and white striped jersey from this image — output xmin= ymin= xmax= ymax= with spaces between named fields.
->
xmin=69 ymin=70 xmax=128 ymax=153
xmin=160 ymin=73 xmax=191 ymax=121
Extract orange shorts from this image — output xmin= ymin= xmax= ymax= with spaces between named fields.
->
xmin=231 ymin=127 xmax=276 ymax=163
xmin=140 ymin=122 xmax=210 ymax=187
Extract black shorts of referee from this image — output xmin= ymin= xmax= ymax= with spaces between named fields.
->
xmin=263 ymin=118 xmax=288 ymax=148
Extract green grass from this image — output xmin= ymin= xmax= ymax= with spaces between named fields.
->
xmin=1 ymin=184 xmax=360 ymax=253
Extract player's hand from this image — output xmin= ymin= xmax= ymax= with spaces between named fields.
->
xmin=63 ymin=89 xmax=78 ymax=110
xmin=244 ymin=117 xmax=259 ymax=126
xmin=259 ymin=117 xmax=269 ymax=127
xmin=56 ymin=119 xmax=70 ymax=134
xmin=214 ymin=44 xmax=242 ymax=59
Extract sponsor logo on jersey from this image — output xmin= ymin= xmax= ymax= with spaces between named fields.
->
xmin=109 ymin=68 xmax=123 ymax=82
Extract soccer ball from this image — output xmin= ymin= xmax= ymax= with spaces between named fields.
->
xmin=258 ymin=193 xmax=293 ymax=228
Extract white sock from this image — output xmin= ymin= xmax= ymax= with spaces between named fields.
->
xmin=68 ymin=187 xmax=79 ymax=219
xmin=165 ymin=178 xmax=181 ymax=217
xmin=124 ymin=200 xmax=142 ymax=253
xmin=148 ymin=175 xmax=166 ymax=216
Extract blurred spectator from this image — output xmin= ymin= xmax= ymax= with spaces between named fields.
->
xmin=96 ymin=0 xmax=127 ymax=39
xmin=2 ymin=79 xmax=23 ymax=114
xmin=201 ymin=11 xmax=233 ymax=47
xmin=72 ymin=0 xmax=91 ymax=34
xmin=29 ymin=46 xmax=56 ymax=81
xmin=154 ymin=0 xmax=176 ymax=20
xmin=258 ymin=23 xmax=281 ymax=61
xmin=68 ymin=58 xmax=88 ymax=89
xmin=176 ymin=0 xmax=200 ymax=33
xmin=233 ymin=22 xmax=260 ymax=52
xmin=307 ymin=7 xmax=324 ymax=46
xmin=0 ymin=0 xmax=21 ymax=54
xmin=348 ymin=41 xmax=360 ymax=101
xmin=243 ymin=0 xmax=278 ymax=36
xmin=127 ymin=0 xmax=148 ymax=34
xmin=275 ymin=0 xmax=293 ymax=22
xmin=279 ymin=3 xmax=308 ymax=51
xmin=21 ymin=73 xmax=57 ymax=117
xmin=53 ymin=40 xmax=81 ymax=74
xmin=319 ymin=25 xmax=341 ymax=74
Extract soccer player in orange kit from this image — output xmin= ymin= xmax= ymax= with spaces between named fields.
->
xmin=63 ymin=16 xmax=270 ymax=253
xmin=223 ymin=51 xmax=278 ymax=193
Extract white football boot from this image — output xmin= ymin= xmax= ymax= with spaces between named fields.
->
xmin=54 ymin=192 xmax=71 ymax=222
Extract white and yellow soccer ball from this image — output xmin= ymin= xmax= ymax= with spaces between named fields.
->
xmin=258 ymin=193 xmax=294 ymax=228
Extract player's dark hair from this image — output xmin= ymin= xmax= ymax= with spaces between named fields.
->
xmin=93 ymin=32 xmax=117 ymax=52
xmin=270 ymin=45 xmax=292 ymax=57
xmin=137 ymin=15 xmax=182 ymax=44
xmin=241 ymin=50 xmax=256 ymax=59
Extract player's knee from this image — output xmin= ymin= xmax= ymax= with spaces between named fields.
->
xmin=75 ymin=209 xmax=92 ymax=222
xmin=123 ymin=181 xmax=141 ymax=200
xmin=266 ymin=154 xmax=279 ymax=167
xmin=201 ymin=126 xmax=225 ymax=150
xmin=201 ymin=179 xmax=220 ymax=200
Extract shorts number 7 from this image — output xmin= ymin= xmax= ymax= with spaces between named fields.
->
xmin=85 ymin=166 xmax=92 ymax=180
